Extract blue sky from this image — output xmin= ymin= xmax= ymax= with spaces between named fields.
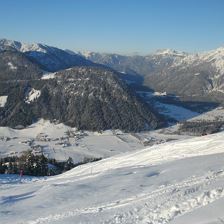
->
xmin=0 ymin=0 xmax=224 ymax=54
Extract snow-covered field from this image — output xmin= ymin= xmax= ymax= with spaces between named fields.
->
xmin=0 ymin=119 xmax=144 ymax=162
xmin=137 ymin=91 xmax=199 ymax=121
xmin=0 ymin=119 xmax=194 ymax=163
xmin=1 ymin=131 xmax=224 ymax=223
xmin=153 ymin=101 xmax=199 ymax=121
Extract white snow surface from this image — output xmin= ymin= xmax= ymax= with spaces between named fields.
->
xmin=0 ymin=39 xmax=47 ymax=53
xmin=41 ymin=72 xmax=57 ymax=80
xmin=172 ymin=46 xmax=224 ymax=74
xmin=200 ymin=47 xmax=224 ymax=74
xmin=20 ymin=43 xmax=47 ymax=53
xmin=137 ymin=91 xmax=199 ymax=121
xmin=0 ymin=119 xmax=144 ymax=162
xmin=1 ymin=131 xmax=224 ymax=223
xmin=154 ymin=49 xmax=187 ymax=57
xmin=25 ymin=88 xmax=41 ymax=104
xmin=153 ymin=102 xmax=199 ymax=121
xmin=0 ymin=96 xmax=8 ymax=107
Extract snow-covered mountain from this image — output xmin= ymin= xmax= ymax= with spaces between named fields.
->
xmin=0 ymin=38 xmax=48 ymax=53
xmin=3 ymin=38 xmax=224 ymax=103
xmin=1 ymin=38 xmax=223 ymax=132
xmin=0 ymin=39 xmax=162 ymax=132
xmin=81 ymin=47 xmax=224 ymax=103
xmin=154 ymin=48 xmax=187 ymax=57
xmin=1 ymin=131 xmax=224 ymax=224
xmin=0 ymin=63 xmax=159 ymax=131
xmin=0 ymin=39 xmax=93 ymax=72
xmin=177 ymin=47 xmax=224 ymax=74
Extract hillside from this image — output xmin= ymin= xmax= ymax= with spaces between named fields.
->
xmin=0 ymin=65 xmax=159 ymax=132
xmin=0 ymin=50 xmax=43 ymax=81
xmin=1 ymin=131 xmax=224 ymax=224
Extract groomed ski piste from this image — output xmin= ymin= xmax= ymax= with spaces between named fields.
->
xmin=1 ymin=131 xmax=224 ymax=224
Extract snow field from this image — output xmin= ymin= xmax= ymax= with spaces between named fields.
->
xmin=1 ymin=131 xmax=224 ymax=223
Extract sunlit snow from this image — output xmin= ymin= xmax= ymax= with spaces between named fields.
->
xmin=0 ymin=96 xmax=8 ymax=107
xmin=25 ymin=88 xmax=41 ymax=104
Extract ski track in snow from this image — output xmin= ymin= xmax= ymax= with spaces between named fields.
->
xmin=20 ymin=169 xmax=224 ymax=224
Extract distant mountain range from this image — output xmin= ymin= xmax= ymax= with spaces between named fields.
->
xmin=1 ymin=38 xmax=224 ymax=132
xmin=0 ymin=39 xmax=93 ymax=72
xmin=80 ymin=47 xmax=224 ymax=103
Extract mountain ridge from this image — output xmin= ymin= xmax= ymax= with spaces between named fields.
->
xmin=79 ymin=46 xmax=224 ymax=103
xmin=0 ymin=39 xmax=94 ymax=72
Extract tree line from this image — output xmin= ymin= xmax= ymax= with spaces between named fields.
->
xmin=178 ymin=120 xmax=224 ymax=136
xmin=0 ymin=150 xmax=101 ymax=176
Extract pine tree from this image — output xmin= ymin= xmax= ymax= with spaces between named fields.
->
xmin=64 ymin=157 xmax=74 ymax=171
xmin=0 ymin=159 xmax=7 ymax=174
xmin=37 ymin=154 xmax=48 ymax=176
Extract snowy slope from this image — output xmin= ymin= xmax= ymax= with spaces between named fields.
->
xmin=1 ymin=132 xmax=224 ymax=223
xmin=189 ymin=106 xmax=224 ymax=122
xmin=171 ymin=196 xmax=224 ymax=224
